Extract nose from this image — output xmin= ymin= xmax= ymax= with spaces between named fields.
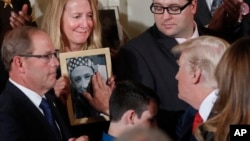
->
xmin=80 ymin=16 xmax=88 ymax=28
xmin=162 ymin=9 xmax=172 ymax=19
xmin=82 ymin=79 xmax=90 ymax=89
xmin=51 ymin=56 xmax=59 ymax=67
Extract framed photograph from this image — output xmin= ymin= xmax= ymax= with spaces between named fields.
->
xmin=100 ymin=6 xmax=120 ymax=20
xmin=59 ymin=48 xmax=111 ymax=125
xmin=99 ymin=6 xmax=122 ymax=50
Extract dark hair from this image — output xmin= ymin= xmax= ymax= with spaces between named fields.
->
xmin=109 ymin=80 xmax=159 ymax=121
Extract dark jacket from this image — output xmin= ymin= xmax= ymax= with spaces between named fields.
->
xmin=0 ymin=81 xmax=72 ymax=141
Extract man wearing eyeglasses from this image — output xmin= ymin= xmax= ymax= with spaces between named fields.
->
xmin=114 ymin=0 xmax=222 ymax=140
xmin=0 ymin=26 xmax=88 ymax=141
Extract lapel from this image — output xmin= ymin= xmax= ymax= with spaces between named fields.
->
xmin=5 ymin=81 xmax=48 ymax=120
xmin=195 ymin=0 xmax=212 ymax=26
xmin=150 ymin=25 xmax=179 ymax=64
xmin=177 ymin=106 xmax=198 ymax=141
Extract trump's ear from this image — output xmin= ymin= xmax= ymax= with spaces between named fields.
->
xmin=192 ymin=67 xmax=201 ymax=84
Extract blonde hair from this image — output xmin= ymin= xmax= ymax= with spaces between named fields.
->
xmin=172 ymin=35 xmax=229 ymax=89
xmin=40 ymin=0 xmax=102 ymax=52
xmin=195 ymin=37 xmax=250 ymax=141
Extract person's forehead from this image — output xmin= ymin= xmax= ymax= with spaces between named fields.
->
xmin=178 ymin=52 xmax=188 ymax=65
xmin=71 ymin=66 xmax=93 ymax=74
xmin=31 ymin=31 xmax=55 ymax=53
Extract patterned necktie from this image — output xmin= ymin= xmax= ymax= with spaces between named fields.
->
xmin=192 ymin=112 xmax=203 ymax=133
xmin=211 ymin=0 xmax=223 ymax=15
xmin=39 ymin=98 xmax=61 ymax=139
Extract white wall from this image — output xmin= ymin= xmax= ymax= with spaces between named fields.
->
xmin=30 ymin=0 xmax=154 ymax=39
xmin=120 ymin=0 xmax=154 ymax=38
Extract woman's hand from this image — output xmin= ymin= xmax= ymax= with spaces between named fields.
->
xmin=82 ymin=72 xmax=115 ymax=115
xmin=54 ymin=76 xmax=70 ymax=104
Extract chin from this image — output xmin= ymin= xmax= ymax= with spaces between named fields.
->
xmin=178 ymin=94 xmax=184 ymax=100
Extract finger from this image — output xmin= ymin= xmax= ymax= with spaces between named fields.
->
xmin=108 ymin=80 xmax=116 ymax=91
xmin=10 ymin=22 xmax=15 ymax=29
xmin=63 ymin=75 xmax=70 ymax=84
xmin=107 ymin=75 xmax=115 ymax=85
xmin=20 ymin=4 xmax=30 ymax=21
xmin=11 ymin=15 xmax=26 ymax=26
xmin=91 ymin=74 xmax=98 ymax=90
xmin=95 ymin=72 xmax=106 ymax=88
xmin=9 ymin=16 xmax=19 ymax=28
xmin=10 ymin=12 xmax=20 ymax=26
xmin=57 ymin=76 xmax=65 ymax=82
xmin=224 ymin=0 xmax=241 ymax=14
xmin=22 ymin=4 xmax=29 ymax=15
xmin=19 ymin=11 xmax=31 ymax=21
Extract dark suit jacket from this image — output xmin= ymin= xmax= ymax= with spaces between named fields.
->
xmin=0 ymin=81 xmax=72 ymax=141
xmin=195 ymin=0 xmax=212 ymax=27
xmin=176 ymin=106 xmax=197 ymax=141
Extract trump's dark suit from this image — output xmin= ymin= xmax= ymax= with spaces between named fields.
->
xmin=176 ymin=106 xmax=198 ymax=141
xmin=0 ymin=81 xmax=72 ymax=141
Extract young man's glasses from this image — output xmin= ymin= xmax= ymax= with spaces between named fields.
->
xmin=150 ymin=0 xmax=192 ymax=15
xmin=19 ymin=50 xmax=59 ymax=63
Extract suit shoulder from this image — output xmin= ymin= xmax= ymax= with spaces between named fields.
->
xmin=121 ymin=27 xmax=157 ymax=52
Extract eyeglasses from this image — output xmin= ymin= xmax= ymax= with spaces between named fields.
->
xmin=19 ymin=50 xmax=59 ymax=63
xmin=150 ymin=0 xmax=192 ymax=15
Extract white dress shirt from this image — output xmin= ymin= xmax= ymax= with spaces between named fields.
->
xmin=206 ymin=0 xmax=214 ymax=10
xmin=199 ymin=89 xmax=218 ymax=122
xmin=175 ymin=22 xmax=199 ymax=44
xmin=9 ymin=78 xmax=44 ymax=114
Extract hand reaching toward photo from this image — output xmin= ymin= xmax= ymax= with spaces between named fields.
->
xmin=82 ymin=72 xmax=115 ymax=115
